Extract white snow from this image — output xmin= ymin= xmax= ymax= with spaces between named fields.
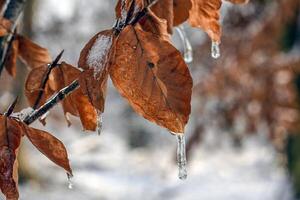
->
xmin=87 ymin=34 xmax=112 ymax=77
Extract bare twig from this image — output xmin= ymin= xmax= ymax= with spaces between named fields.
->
xmin=32 ymin=50 xmax=64 ymax=109
xmin=4 ymin=96 xmax=18 ymax=116
xmin=23 ymin=79 xmax=80 ymax=125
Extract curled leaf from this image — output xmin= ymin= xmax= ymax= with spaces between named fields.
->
xmin=188 ymin=0 xmax=222 ymax=43
xmin=150 ymin=0 xmax=174 ymax=34
xmin=17 ymin=35 xmax=51 ymax=69
xmin=78 ymin=30 xmax=115 ymax=113
xmin=110 ymin=25 xmax=193 ymax=133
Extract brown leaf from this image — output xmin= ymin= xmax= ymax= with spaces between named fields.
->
xmin=4 ymin=39 xmax=18 ymax=77
xmin=17 ymin=34 xmax=52 ymax=68
xmin=24 ymin=125 xmax=72 ymax=175
xmin=110 ymin=25 xmax=193 ymax=133
xmin=0 ymin=115 xmax=22 ymax=200
xmin=0 ymin=18 xmax=12 ymax=37
xmin=25 ymin=65 xmax=55 ymax=108
xmin=25 ymin=62 xmax=98 ymax=131
xmin=115 ymin=0 xmax=144 ymax=20
xmin=188 ymin=0 xmax=222 ymax=43
xmin=53 ymin=62 xmax=98 ymax=131
xmin=78 ymin=30 xmax=115 ymax=112
xmin=173 ymin=0 xmax=192 ymax=26
xmin=151 ymin=0 xmax=174 ymax=34
xmin=139 ymin=9 xmax=170 ymax=41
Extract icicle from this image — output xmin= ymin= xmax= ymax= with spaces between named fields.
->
xmin=176 ymin=134 xmax=187 ymax=180
xmin=211 ymin=41 xmax=220 ymax=59
xmin=67 ymin=173 xmax=73 ymax=190
xmin=96 ymin=110 xmax=103 ymax=135
xmin=175 ymin=26 xmax=193 ymax=63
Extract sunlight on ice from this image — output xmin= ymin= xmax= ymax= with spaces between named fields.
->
xmin=176 ymin=134 xmax=187 ymax=180
xmin=175 ymin=26 xmax=193 ymax=63
xmin=211 ymin=41 xmax=220 ymax=59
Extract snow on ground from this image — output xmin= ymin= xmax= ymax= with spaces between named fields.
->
xmin=14 ymin=117 xmax=293 ymax=200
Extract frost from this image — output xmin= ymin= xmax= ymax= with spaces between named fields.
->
xmin=87 ymin=34 xmax=112 ymax=77
xmin=11 ymin=107 xmax=34 ymax=121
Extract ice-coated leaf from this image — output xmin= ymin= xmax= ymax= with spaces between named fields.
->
xmin=78 ymin=30 xmax=116 ymax=113
xmin=110 ymin=25 xmax=193 ymax=133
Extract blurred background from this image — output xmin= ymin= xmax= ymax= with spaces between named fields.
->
xmin=0 ymin=0 xmax=300 ymax=199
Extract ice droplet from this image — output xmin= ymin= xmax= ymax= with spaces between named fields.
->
xmin=175 ymin=26 xmax=193 ymax=63
xmin=211 ymin=41 xmax=220 ymax=59
xmin=176 ymin=134 xmax=187 ymax=180
xmin=97 ymin=110 xmax=103 ymax=135
xmin=67 ymin=174 xmax=73 ymax=190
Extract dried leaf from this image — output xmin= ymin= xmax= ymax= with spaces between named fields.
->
xmin=151 ymin=0 xmax=174 ymax=34
xmin=17 ymin=34 xmax=51 ymax=68
xmin=110 ymin=25 xmax=193 ymax=133
xmin=78 ymin=30 xmax=115 ymax=112
xmin=0 ymin=18 xmax=11 ymax=37
xmin=53 ymin=62 xmax=98 ymax=131
xmin=24 ymin=125 xmax=72 ymax=175
xmin=4 ymin=39 xmax=18 ymax=77
xmin=25 ymin=62 xmax=98 ymax=131
xmin=139 ymin=9 xmax=170 ymax=41
xmin=188 ymin=0 xmax=222 ymax=43
xmin=25 ymin=65 xmax=55 ymax=108
xmin=0 ymin=115 xmax=22 ymax=200
xmin=173 ymin=0 xmax=192 ymax=26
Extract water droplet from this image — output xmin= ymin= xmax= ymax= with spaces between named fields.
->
xmin=132 ymin=46 xmax=137 ymax=50
xmin=175 ymin=26 xmax=193 ymax=64
xmin=176 ymin=134 xmax=187 ymax=180
xmin=211 ymin=41 xmax=220 ymax=59
xmin=67 ymin=173 xmax=73 ymax=190
xmin=97 ymin=110 xmax=103 ymax=135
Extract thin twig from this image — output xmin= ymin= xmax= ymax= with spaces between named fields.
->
xmin=32 ymin=50 xmax=64 ymax=109
xmin=23 ymin=80 xmax=80 ymax=125
xmin=4 ymin=96 xmax=18 ymax=117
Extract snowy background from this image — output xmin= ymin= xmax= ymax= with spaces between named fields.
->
xmin=0 ymin=0 xmax=295 ymax=199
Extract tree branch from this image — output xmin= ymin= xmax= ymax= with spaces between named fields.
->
xmin=0 ymin=0 xmax=27 ymax=75
xmin=23 ymin=79 xmax=79 ymax=125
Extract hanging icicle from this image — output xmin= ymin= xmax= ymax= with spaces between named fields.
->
xmin=96 ymin=110 xmax=103 ymax=135
xmin=67 ymin=173 xmax=73 ymax=190
xmin=175 ymin=26 xmax=193 ymax=64
xmin=176 ymin=134 xmax=187 ymax=180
